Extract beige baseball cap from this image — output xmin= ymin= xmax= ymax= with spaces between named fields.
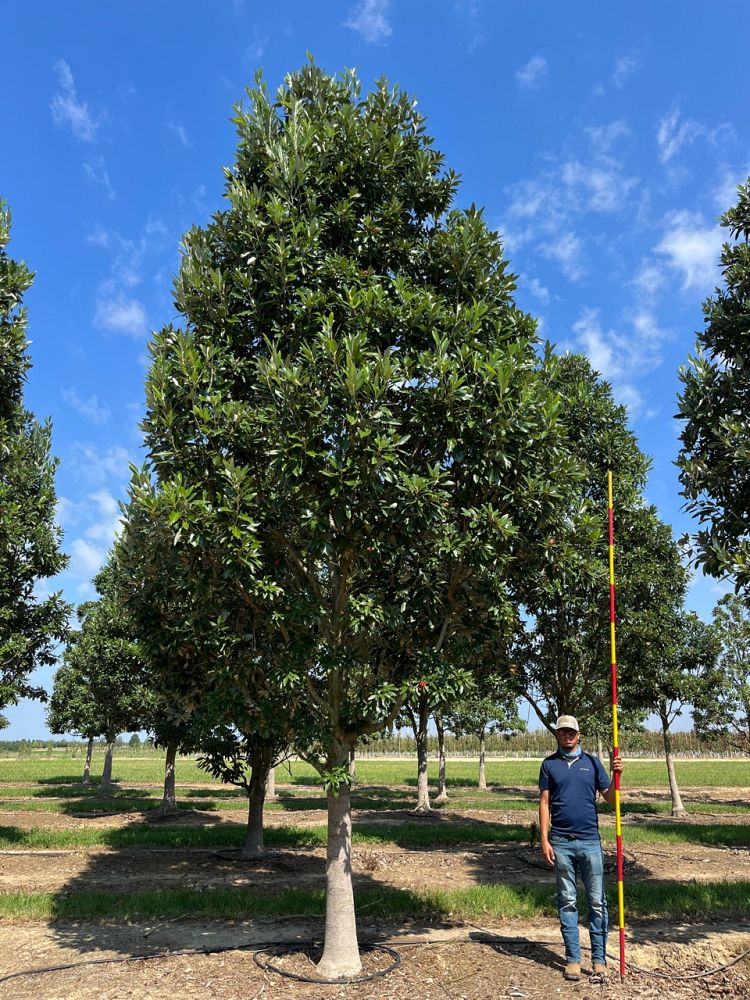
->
xmin=554 ymin=715 xmax=579 ymax=731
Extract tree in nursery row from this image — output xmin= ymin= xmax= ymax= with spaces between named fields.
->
xmin=0 ymin=201 xmax=69 ymax=726
xmin=120 ymin=61 xmax=581 ymax=980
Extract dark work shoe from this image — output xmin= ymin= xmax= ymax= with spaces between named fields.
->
xmin=564 ymin=962 xmax=581 ymax=981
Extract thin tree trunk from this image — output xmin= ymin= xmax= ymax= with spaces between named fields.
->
xmin=82 ymin=736 xmax=94 ymax=785
xmin=99 ymin=737 xmax=115 ymax=797
xmin=266 ymin=765 xmax=276 ymax=800
xmin=348 ymin=747 xmax=356 ymax=785
xmin=661 ymin=708 xmax=686 ymax=817
xmin=242 ymin=756 xmax=269 ymax=858
xmin=156 ymin=742 xmax=178 ymax=816
xmin=435 ymin=715 xmax=448 ymax=802
xmin=597 ymin=736 xmax=604 ymax=760
xmin=414 ymin=696 xmax=431 ymax=813
xmin=478 ymin=728 xmax=487 ymax=790
xmin=316 ymin=740 xmax=361 ymax=979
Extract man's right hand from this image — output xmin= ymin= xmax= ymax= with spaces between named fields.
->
xmin=541 ymin=839 xmax=555 ymax=865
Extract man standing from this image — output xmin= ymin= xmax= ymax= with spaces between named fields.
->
xmin=538 ymin=715 xmax=623 ymax=983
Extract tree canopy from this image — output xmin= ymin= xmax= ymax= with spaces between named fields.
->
xmin=120 ymin=62 xmax=579 ymax=978
xmin=0 ymin=201 xmax=69 ymax=722
xmin=677 ymin=177 xmax=750 ymax=593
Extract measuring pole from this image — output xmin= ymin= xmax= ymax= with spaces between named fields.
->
xmin=607 ymin=471 xmax=626 ymax=979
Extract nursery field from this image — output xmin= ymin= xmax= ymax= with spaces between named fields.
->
xmin=0 ymin=751 xmax=749 ymax=999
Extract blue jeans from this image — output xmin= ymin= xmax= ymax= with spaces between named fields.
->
xmin=550 ymin=836 xmax=608 ymax=965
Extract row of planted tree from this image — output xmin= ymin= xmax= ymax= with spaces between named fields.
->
xmin=2 ymin=62 xmax=749 ymax=979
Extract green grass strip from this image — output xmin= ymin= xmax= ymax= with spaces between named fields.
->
xmin=2 ymin=819 xmax=749 ymax=851
xmin=0 ymin=880 xmax=748 ymax=922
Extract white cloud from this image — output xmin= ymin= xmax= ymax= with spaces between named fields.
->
xmin=69 ymin=537 xmax=107 ymax=580
xmin=527 ymin=277 xmax=550 ymax=304
xmin=567 ymin=306 xmax=669 ymax=418
xmin=632 ymin=261 xmax=666 ymax=299
xmin=245 ymin=31 xmax=268 ymax=62
xmin=541 ymin=231 xmax=586 ymax=281
xmin=95 ymin=295 xmax=148 ymax=338
xmin=611 ymin=51 xmax=641 ymax=88
xmin=166 ymin=120 xmax=192 ymax=148
xmin=586 ymin=120 xmax=630 ymax=155
xmin=560 ymin=160 xmax=638 ymax=213
xmin=655 ymin=210 xmax=723 ymax=291
xmin=61 ymin=388 xmax=111 ymax=425
xmin=70 ymin=444 xmax=136 ymax=484
xmin=344 ymin=0 xmax=392 ymax=44
xmin=83 ymin=157 xmax=116 ymax=200
xmin=714 ymin=164 xmax=748 ymax=211
xmin=84 ymin=226 xmax=112 ymax=249
xmin=515 ymin=55 xmax=548 ymax=90
xmin=656 ymin=107 xmax=704 ymax=164
xmin=85 ymin=490 xmax=123 ymax=544
xmin=50 ymin=59 xmax=100 ymax=142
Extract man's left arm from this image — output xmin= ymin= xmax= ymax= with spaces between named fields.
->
xmin=600 ymin=751 xmax=623 ymax=806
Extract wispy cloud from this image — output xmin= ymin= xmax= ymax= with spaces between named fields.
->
xmin=344 ymin=0 xmax=392 ymax=44
xmin=83 ymin=157 xmax=116 ymax=200
xmin=245 ymin=30 xmax=268 ymax=62
xmin=69 ymin=444 xmax=136 ymax=485
xmin=50 ymin=59 xmax=100 ymax=142
xmin=656 ymin=107 xmax=704 ymax=164
xmin=166 ymin=120 xmax=192 ymax=148
xmin=656 ymin=105 xmax=734 ymax=165
xmin=95 ymin=295 xmax=148 ymax=338
xmin=655 ymin=210 xmax=723 ymax=291
xmin=611 ymin=50 xmax=641 ymax=88
xmin=515 ymin=55 xmax=548 ymax=91
xmin=61 ymin=388 xmax=111 ymax=425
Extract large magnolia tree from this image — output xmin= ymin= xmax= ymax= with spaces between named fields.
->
xmin=677 ymin=178 xmax=750 ymax=593
xmin=0 ymin=202 xmax=69 ymax=722
xmin=126 ymin=64 xmax=577 ymax=978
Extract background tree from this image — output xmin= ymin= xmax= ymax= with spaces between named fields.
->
xmin=47 ymin=661 xmax=100 ymax=784
xmin=0 ymin=201 xmax=69 ymax=723
xmin=677 ymin=178 xmax=750 ymax=594
xmin=446 ymin=665 xmax=522 ymax=790
xmin=515 ymin=354 xmax=654 ymax=739
xmin=126 ymin=63 xmax=577 ymax=979
xmin=693 ymin=594 xmax=750 ymax=754
xmin=56 ymin=586 xmax=153 ymax=796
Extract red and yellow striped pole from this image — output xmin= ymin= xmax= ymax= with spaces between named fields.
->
xmin=607 ymin=470 xmax=626 ymax=980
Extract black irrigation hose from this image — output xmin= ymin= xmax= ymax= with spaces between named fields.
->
xmin=0 ymin=929 xmax=747 ymax=987
xmin=253 ymin=941 xmax=401 ymax=983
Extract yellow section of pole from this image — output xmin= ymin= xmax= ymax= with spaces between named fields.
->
xmin=607 ymin=471 xmax=626 ymax=980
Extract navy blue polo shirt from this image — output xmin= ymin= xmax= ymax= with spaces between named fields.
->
xmin=539 ymin=750 xmax=611 ymax=840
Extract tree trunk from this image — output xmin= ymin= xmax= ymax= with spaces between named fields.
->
xmin=414 ymin=696 xmax=431 ymax=813
xmin=266 ymin=765 xmax=276 ymax=800
xmin=597 ymin=736 xmax=604 ymax=760
xmin=348 ymin=747 xmax=356 ymax=785
xmin=316 ymin=740 xmax=361 ymax=979
xmin=242 ymin=756 xmax=269 ymax=858
xmin=82 ymin=736 xmax=94 ymax=785
xmin=435 ymin=716 xmax=448 ymax=803
xmin=156 ymin=742 xmax=178 ymax=816
xmin=99 ymin=738 xmax=115 ymax=797
xmin=478 ymin=728 xmax=487 ymax=790
xmin=661 ymin=709 xmax=686 ymax=817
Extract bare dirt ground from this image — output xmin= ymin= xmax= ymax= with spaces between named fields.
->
xmin=0 ymin=786 xmax=748 ymax=998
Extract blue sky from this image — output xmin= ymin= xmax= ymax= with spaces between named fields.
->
xmin=3 ymin=1 xmax=749 ymax=739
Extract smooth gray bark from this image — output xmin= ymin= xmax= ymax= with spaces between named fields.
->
xmin=478 ymin=729 xmax=487 ymax=790
xmin=435 ymin=716 xmax=448 ymax=802
xmin=242 ymin=760 xmax=269 ymax=858
xmin=82 ymin=736 xmax=94 ymax=785
xmin=414 ymin=697 xmax=431 ymax=812
xmin=157 ymin=742 xmax=178 ymax=815
xmin=99 ymin=738 xmax=115 ymax=797
xmin=316 ymin=742 xmax=361 ymax=979
xmin=660 ymin=709 xmax=686 ymax=817
xmin=348 ymin=747 xmax=356 ymax=784
xmin=266 ymin=765 xmax=276 ymax=800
